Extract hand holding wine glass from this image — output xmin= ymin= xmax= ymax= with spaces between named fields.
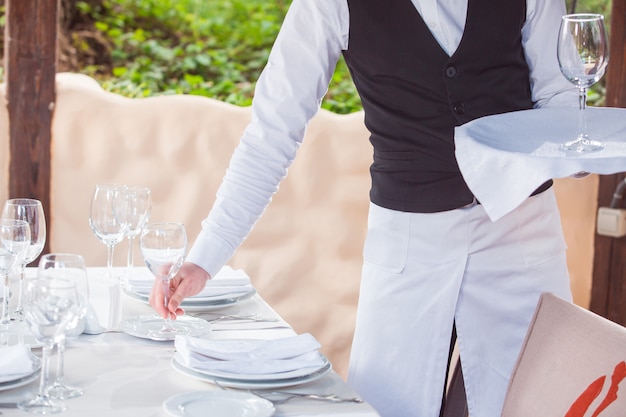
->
xmin=2 ymin=198 xmax=46 ymax=322
xmin=139 ymin=222 xmax=188 ymax=338
xmin=557 ymin=13 xmax=609 ymax=154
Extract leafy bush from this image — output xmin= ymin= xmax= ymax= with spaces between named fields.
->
xmin=71 ymin=0 xmax=361 ymax=113
xmin=0 ymin=0 xmax=611 ymax=112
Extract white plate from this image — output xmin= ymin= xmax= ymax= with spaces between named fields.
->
xmin=120 ymin=314 xmax=211 ymax=341
xmin=0 ymin=355 xmax=41 ymax=392
xmin=122 ymin=287 xmax=257 ymax=311
xmin=171 ymin=354 xmax=332 ymax=389
xmin=163 ymin=391 xmax=274 ymax=417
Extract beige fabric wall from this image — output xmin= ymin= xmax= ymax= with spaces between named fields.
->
xmin=0 ymin=73 xmax=597 ymax=378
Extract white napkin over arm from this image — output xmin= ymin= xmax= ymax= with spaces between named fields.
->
xmin=455 ymin=107 xmax=626 ymax=221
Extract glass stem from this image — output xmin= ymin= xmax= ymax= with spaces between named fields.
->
xmin=161 ymin=277 xmax=172 ymax=328
xmin=1 ymin=274 xmax=9 ymax=325
xmin=38 ymin=345 xmax=52 ymax=400
xmin=12 ymin=266 xmax=25 ymax=318
xmin=127 ymin=236 xmax=134 ymax=269
xmin=578 ymin=86 xmax=588 ymax=140
xmin=106 ymin=244 xmax=115 ymax=279
xmin=55 ymin=338 xmax=66 ymax=386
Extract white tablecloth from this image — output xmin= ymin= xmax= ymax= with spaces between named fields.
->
xmin=0 ymin=267 xmax=379 ymax=417
xmin=454 ymin=107 xmax=626 ymax=221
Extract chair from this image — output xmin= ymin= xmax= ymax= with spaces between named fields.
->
xmin=501 ymin=292 xmax=626 ymax=417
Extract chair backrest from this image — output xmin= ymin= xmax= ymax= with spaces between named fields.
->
xmin=501 ymin=293 xmax=626 ymax=417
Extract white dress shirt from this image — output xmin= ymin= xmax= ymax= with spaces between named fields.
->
xmin=186 ymin=0 xmax=577 ymax=277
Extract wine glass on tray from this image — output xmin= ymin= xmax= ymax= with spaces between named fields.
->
xmin=2 ymin=198 xmax=47 ymax=322
xmin=138 ymin=222 xmax=188 ymax=339
xmin=557 ymin=13 xmax=609 ymax=154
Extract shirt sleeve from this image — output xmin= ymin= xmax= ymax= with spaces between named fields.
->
xmin=522 ymin=0 xmax=579 ymax=108
xmin=186 ymin=0 xmax=348 ymax=277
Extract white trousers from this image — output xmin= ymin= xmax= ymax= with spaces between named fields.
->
xmin=347 ymin=189 xmax=572 ymax=417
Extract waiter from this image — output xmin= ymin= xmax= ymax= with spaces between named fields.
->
xmin=150 ymin=0 xmax=577 ymax=415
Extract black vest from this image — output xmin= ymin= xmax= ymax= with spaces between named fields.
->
xmin=343 ymin=0 xmax=548 ymax=212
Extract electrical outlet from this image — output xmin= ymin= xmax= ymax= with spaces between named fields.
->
xmin=597 ymin=207 xmax=626 ymax=237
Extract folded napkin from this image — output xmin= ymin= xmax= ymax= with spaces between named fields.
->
xmin=454 ymin=107 xmax=626 ymax=221
xmin=126 ymin=265 xmax=253 ymax=298
xmin=0 ymin=345 xmax=34 ymax=382
xmin=174 ymin=333 xmax=325 ymax=375
xmin=84 ymin=272 xmax=123 ymax=333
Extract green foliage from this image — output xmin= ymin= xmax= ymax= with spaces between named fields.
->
xmin=0 ymin=0 xmax=611 ymax=113
xmin=73 ymin=0 xmax=361 ymax=113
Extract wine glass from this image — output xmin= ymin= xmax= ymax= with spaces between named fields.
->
xmin=17 ymin=271 xmax=79 ymax=414
xmin=0 ymin=219 xmax=30 ymax=327
xmin=2 ymin=199 xmax=47 ymax=322
xmin=0 ymin=249 xmax=17 ymax=328
xmin=122 ymin=186 xmax=152 ymax=278
xmin=557 ymin=13 xmax=609 ymax=153
xmin=139 ymin=222 xmax=188 ymax=338
xmin=89 ymin=184 xmax=130 ymax=279
xmin=38 ymin=254 xmax=89 ymax=400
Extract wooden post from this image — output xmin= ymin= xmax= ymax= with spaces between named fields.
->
xmin=590 ymin=0 xmax=626 ymax=324
xmin=4 ymin=0 xmax=57 ymax=258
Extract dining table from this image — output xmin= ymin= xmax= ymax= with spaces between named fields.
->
xmin=0 ymin=267 xmax=380 ymax=417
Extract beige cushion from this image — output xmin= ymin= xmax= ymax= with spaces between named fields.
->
xmin=49 ymin=73 xmax=370 ymax=377
xmin=0 ymin=72 xmax=599 ymax=379
xmin=502 ymin=292 xmax=626 ymax=417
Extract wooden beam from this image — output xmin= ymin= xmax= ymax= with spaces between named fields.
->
xmin=590 ymin=0 xmax=626 ymax=324
xmin=4 ymin=0 xmax=57 ymax=258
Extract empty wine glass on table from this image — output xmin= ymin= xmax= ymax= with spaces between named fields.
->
xmin=557 ymin=13 xmax=609 ymax=154
xmin=89 ymin=184 xmax=130 ymax=280
xmin=122 ymin=186 xmax=152 ymax=279
xmin=139 ymin=222 xmax=188 ymax=339
xmin=18 ymin=269 xmax=80 ymax=414
xmin=2 ymin=198 xmax=47 ymax=323
xmin=0 ymin=219 xmax=30 ymax=327
xmin=0 ymin=249 xmax=17 ymax=328
xmin=38 ymin=254 xmax=89 ymax=401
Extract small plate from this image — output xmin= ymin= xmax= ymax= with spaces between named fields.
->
xmin=120 ymin=314 xmax=211 ymax=341
xmin=0 ymin=355 xmax=41 ymax=392
xmin=163 ymin=391 xmax=274 ymax=417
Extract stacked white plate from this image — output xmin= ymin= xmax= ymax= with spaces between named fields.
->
xmin=123 ymin=265 xmax=256 ymax=310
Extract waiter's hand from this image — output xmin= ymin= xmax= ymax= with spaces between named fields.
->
xmin=149 ymin=262 xmax=211 ymax=319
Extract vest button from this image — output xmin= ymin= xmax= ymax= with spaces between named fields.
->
xmin=445 ymin=65 xmax=458 ymax=78
xmin=453 ymin=103 xmax=465 ymax=115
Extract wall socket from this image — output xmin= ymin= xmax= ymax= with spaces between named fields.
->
xmin=597 ymin=207 xmax=626 ymax=238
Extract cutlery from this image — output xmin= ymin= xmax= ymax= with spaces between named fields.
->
xmin=250 ymin=390 xmax=364 ymax=405
xmin=191 ymin=313 xmax=279 ymax=323
xmin=0 ymin=403 xmax=17 ymax=408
